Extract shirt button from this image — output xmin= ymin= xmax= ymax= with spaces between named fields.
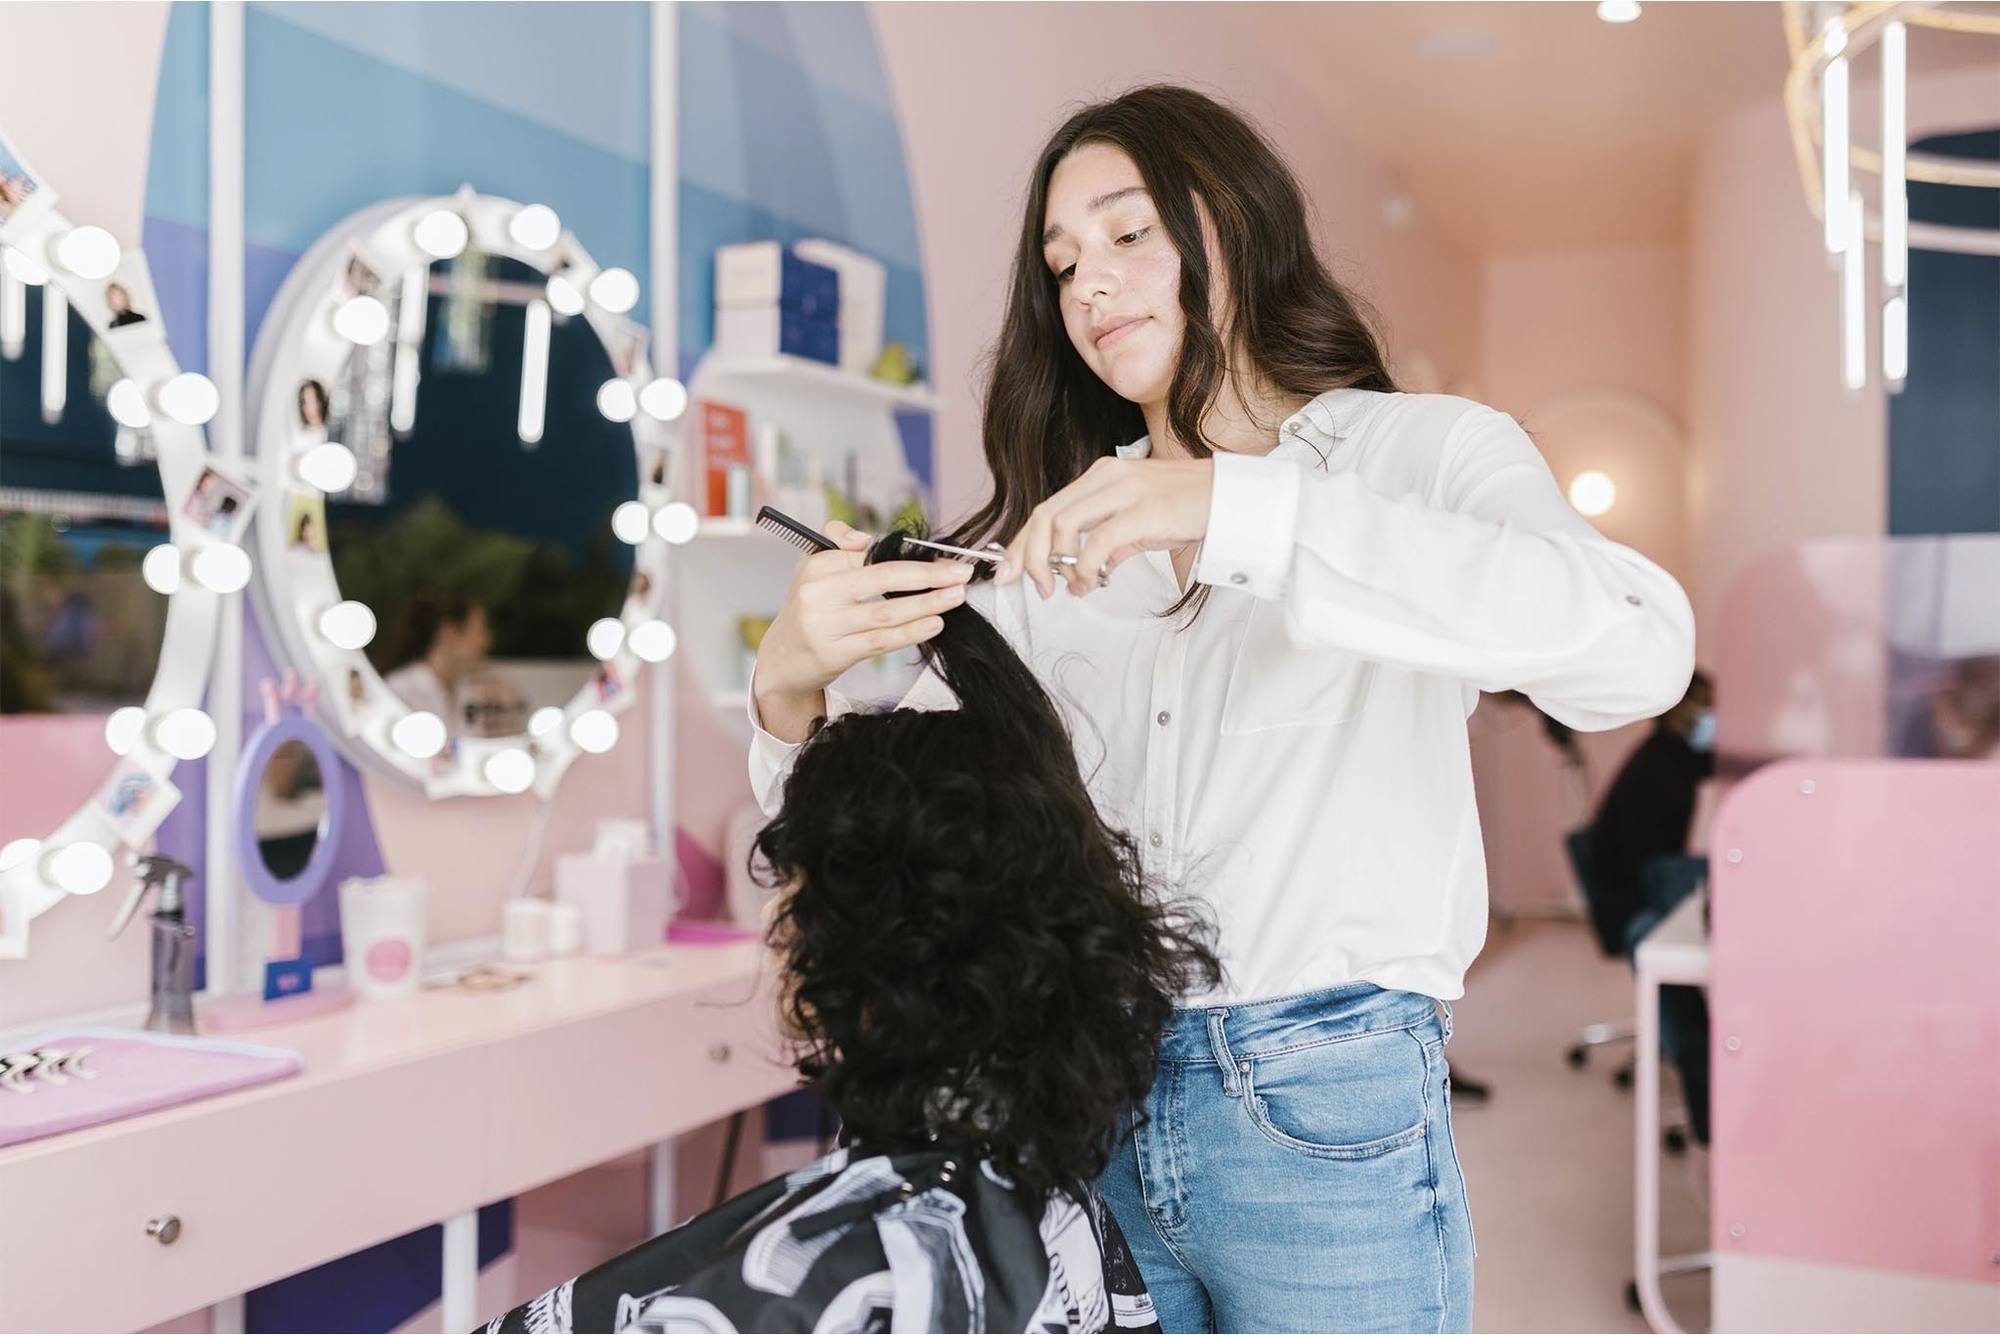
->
xmin=1148 ymin=833 xmax=1163 ymax=848
xmin=1230 ymin=573 xmax=1247 ymax=586
xmin=1156 ymin=710 xmax=1171 ymax=726
xmin=1625 ymin=594 xmax=1642 ymax=606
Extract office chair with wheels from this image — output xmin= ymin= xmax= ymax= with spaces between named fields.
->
xmin=1562 ymin=826 xmax=1640 ymax=1082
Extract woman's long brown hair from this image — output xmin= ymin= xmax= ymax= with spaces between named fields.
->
xmin=944 ymin=84 xmax=1399 ymax=618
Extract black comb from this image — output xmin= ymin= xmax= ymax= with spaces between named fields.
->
xmin=754 ymin=506 xmax=836 ymax=554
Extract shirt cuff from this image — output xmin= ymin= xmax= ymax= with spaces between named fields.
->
xmin=1195 ymin=451 xmax=1301 ymax=599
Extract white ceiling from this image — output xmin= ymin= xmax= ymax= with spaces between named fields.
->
xmin=1234 ymin=1 xmax=1997 ymax=252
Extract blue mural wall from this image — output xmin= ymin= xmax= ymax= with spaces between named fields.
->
xmin=134 ymin=4 xmax=928 ymax=1327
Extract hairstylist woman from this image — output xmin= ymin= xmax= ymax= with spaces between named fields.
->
xmin=747 ymin=85 xmax=1694 ymax=1334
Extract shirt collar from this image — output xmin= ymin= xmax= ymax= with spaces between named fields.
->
xmin=1116 ymin=387 xmax=1378 ymax=465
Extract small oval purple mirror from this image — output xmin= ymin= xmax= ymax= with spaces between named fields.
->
xmin=234 ymin=709 xmax=347 ymax=907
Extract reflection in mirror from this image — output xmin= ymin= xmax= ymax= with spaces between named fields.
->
xmin=0 ymin=260 xmax=167 ymax=714
xmin=254 ymin=739 xmax=327 ymax=882
xmin=315 ymin=252 xmax=638 ymax=739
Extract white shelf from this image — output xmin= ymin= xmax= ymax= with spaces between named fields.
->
xmin=694 ymin=517 xmax=760 ymax=539
xmin=698 ymin=353 xmax=937 ymax=413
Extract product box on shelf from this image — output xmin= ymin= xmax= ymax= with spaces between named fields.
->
xmin=793 ymin=239 xmax=887 ymax=375
xmin=714 ymin=305 xmax=840 ymax=367
xmin=695 ymin=399 xmax=751 ymax=517
xmin=714 ymin=241 xmax=839 ymax=320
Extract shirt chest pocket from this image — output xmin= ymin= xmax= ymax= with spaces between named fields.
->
xmin=1219 ymin=600 xmax=1376 ymax=735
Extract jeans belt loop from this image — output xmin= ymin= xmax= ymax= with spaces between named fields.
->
xmin=1438 ymin=999 xmax=1454 ymax=1046
xmin=1205 ymin=1008 xmax=1241 ymax=1097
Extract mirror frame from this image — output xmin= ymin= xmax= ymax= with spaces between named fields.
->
xmin=246 ymin=187 xmax=681 ymax=799
xmin=232 ymin=705 xmax=347 ymax=908
xmin=0 ymin=174 xmax=230 ymax=948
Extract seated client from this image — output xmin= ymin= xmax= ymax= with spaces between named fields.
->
xmin=485 ymin=542 xmax=1219 ymax=1334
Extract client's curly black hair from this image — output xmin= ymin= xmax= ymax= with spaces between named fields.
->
xmin=754 ymin=535 xmax=1221 ymax=1199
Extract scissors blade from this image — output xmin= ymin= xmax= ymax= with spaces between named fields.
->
xmin=900 ymin=537 xmax=1006 ymax=564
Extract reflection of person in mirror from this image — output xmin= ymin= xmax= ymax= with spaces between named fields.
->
xmin=105 ymin=282 xmax=147 ymax=328
xmin=383 ymin=590 xmax=495 ymax=736
xmin=298 ymin=378 xmax=330 ymax=430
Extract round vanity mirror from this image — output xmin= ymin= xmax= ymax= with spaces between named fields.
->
xmin=254 ymin=741 xmax=325 ymax=882
xmin=248 ymin=189 xmax=684 ymax=798
xmin=233 ymin=701 xmax=347 ymax=908
xmin=0 ymin=131 xmax=232 ymax=945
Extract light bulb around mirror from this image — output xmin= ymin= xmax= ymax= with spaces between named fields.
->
xmin=46 ymin=842 xmax=115 ymax=895
xmin=0 ymin=838 xmax=43 ymax=874
xmin=545 ymin=274 xmax=586 ymax=317
xmin=156 ymin=372 xmax=219 ymax=425
xmin=586 ymin=617 xmax=626 ymax=662
xmin=391 ymin=711 xmax=447 ymax=760
xmin=319 ymin=601 xmax=378 ymax=651
xmin=508 ymin=204 xmax=561 ymax=252
xmin=190 ymin=543 xmax=252 ymax=594
xmin=639 ymin=377 xmax=688 ymax=422
xmin=1595 ymin=0 xmax=1641 ymax=20
xmin=483 ymin=748 xmax=536 ymax=795
xmin=104 ymin=706 xmax=148 ymax=756
xmin=611 ymin=501 xmax=651 ymax=545
xmin=3 ymin=245 xmax=49 ymax=286
xmin=570 ymin=710 xmax=619 ymax=755
xmin=1567 ymin=470 xmax=1617 ymax=518
xmin=596 ymin=379 xmax=637 ymax=423
xmin=529 ymin=706 xmax=565 ymax=738
xmin=412 ymin=209 xmax=469 ymax=260
xmin=588 ymin=268 xmax=640 ymax=314
xmin=106 ymin=379 xmax=152 ymax=429
xmin=332 ymin=294 xmax=391 ymax=346
xmin=629 ymin=620 xmax=677 ymax=663
xmin=153 ymin=707 xmax=218 ymax=761
xmin=53 ymin=226 xmax=121 ymax=280
xmin=142 ymin=544 xmax=183 ymax=595
xmin=652 ymin=501 xmax=699 ymax=545
xmin=297 ymin=440 xmax=359 ymax=493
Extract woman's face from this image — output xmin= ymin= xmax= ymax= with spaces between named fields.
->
xmin=1042 ymin=143 xmax=1211 ymax=407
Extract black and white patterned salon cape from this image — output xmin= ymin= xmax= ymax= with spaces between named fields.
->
xmin=481 ymin=1143 xmax=1160 ymax=1334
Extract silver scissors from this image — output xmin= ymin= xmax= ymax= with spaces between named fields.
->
xmin=896 ymin=536 xmax=1009 ymax=565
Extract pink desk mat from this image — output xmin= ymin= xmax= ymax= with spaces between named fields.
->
xmin=0 ymin=1027 xmax=303 ymax=1148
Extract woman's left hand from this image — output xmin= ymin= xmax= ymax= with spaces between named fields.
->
xmin=995 ymin=457 xmax=1215 ymax=598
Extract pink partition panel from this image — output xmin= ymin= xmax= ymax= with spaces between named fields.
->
xmin=1708 ymin=758 xmax=2000 ymax=1284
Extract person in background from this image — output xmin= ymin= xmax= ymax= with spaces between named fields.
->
xmin=1586 ymin=668 xmax=1715 ymax=1142
xmin=382 ymin=590 xmax=492 ymax=735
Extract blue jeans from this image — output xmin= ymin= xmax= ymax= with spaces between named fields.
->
xmin=1097 ymin=984 xmax=1476 ymax=1332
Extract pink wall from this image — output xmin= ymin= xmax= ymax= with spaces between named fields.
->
xmin=867 ymin=2 xmax=1483 ymax=524
xmin=1685 ymin=63 xmax=2000 ymax=638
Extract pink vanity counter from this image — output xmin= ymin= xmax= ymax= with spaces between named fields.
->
xmin=0 ymin=942 xmax=794 ymax=1333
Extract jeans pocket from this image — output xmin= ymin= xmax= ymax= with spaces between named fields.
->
xmin=1240 ymin=1027 xmax=1431 ymax=1160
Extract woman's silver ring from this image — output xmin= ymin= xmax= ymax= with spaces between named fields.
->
xmin=1048 ymin=553 xmax=1080 ymax=569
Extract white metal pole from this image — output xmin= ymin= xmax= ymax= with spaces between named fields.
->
xmin=206 ymin=0 xmax=247 ymax=996
xmin=649 ymin=0 xmax=679 ymax=875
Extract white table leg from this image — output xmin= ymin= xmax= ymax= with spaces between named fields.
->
xmin=648 ymin=1136 xmax=678 ymax=1236
xmin=210 ymin=1293 xmax=246 ymax=1333
xmin=1634 ymin=966 xmax=1681 ymax=1334
xmin=442 ymin=1208 xmax=479 ymax=1333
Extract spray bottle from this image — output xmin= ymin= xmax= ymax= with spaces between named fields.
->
xmin=108 ymin=854 xmax=198 ymax=1035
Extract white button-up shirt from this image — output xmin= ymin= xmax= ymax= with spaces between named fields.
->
xmin=749 ymin=388 xmax=1695 ymax=1003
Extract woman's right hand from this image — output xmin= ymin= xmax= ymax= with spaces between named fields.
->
xmin=751 ymin=520 xmax=974 ymax=742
